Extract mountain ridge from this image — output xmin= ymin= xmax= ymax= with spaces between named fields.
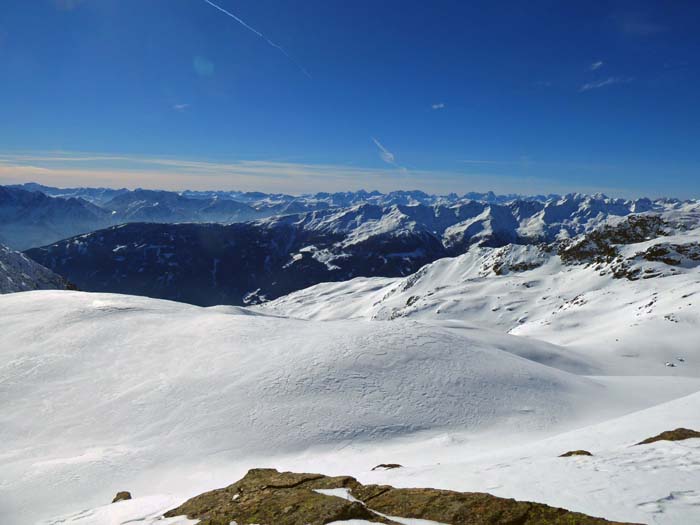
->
xmin=2 ymin=182 xmax=696 ymax=250
xmin=23 ymin=195 xmax=700 ymax=306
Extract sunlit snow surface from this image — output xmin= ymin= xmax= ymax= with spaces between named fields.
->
xmin=2 ymin=218 xmax=700 ymax=525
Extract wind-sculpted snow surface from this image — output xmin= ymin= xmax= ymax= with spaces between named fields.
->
xmin=0 ymin=290 xmax=636 ymax=523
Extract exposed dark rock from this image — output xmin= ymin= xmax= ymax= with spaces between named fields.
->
xmin=165 ymin=468 xmax=639 ymax=525
xmin=559 ymin=450 xmax=593 ymax=457
xmin=406 ymin=296 xmax=420 ymax=307
xmin=641 ymin=245 xmax=681 ymax=266
xmin=641 ymin=243 xmax=700 ymax=266
xmin=354 ymin=485 xmax=634 ymax=525
xmin=164 ymin=469 xmax=387 ymax=525
xmin=112 ymin=491 xmax=132 ymax=503
xmin=493 ymin=260 xmax=543 ymax=276
xmin=636 ymin=428 xmax=700 ymax=445
xmin=559 ymin=215 xmax=670 ymax=266
xmin=371 ymin=463 xmax=403 ymax=471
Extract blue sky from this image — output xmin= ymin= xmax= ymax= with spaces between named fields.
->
xmin=0 ymin=0 xmax=698 ymax=197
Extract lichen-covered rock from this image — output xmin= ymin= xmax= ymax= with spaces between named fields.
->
xmin=636 ymin=428 xmax=700 ymax=445
xmin=112 ymin=491 xmax=132 ymax=503
xmin=353 ymin=485 xmax=632 ymax=525
xmin=559 ymin=450 xmax=593 ymax=457
xmin=164 ymin=469 xmax=387 ymax=525
xmin=165 ymin=468 xmax=639 ymax=525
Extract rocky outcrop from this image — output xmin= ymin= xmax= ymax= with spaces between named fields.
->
xmin=165 ymin=470 xmax=381 ymax=525
xmin=165 ymin=468 xmax=639 ymax=525
xmin=112 ymin=491 xmax=132 ymax=503
xmin=558 ymin=215 xmax=669 ymax=266
xmin=559 ymin=450 xmax=593 ymax=457
xmin=371 ymin=463 xmax=403 ymax=471
xmin=636 ymin=428 xmax=700 ymax=445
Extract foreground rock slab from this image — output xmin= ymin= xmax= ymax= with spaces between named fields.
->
xmin=165 ymin=468 xmax=640 ymax=525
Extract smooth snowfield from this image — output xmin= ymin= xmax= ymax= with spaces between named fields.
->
xmin=3 ymin=291 xmax=699 ymax=524
xmin=0 ymin=290 xmax=650 ymax=524
xmin=0 ymin=286 xmax=700 ymax=525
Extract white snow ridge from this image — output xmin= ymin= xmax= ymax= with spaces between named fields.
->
xmin=1 ymin=210 xmax=700 ymax=524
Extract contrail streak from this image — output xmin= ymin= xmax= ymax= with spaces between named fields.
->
xmin=372 ymin=137 xmax=408 ymax=175
xmin=203 ymin=0 xmax=311 ymax=79
xmin=372 ymin=137 xmax=396 ymax=165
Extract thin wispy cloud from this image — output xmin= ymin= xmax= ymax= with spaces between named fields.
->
xmin=615 ymin=13 xmax=668 ymax=36
xmin=432 ymin=103 xmax=446 ymax=110
xmin=202 ymin=0 xmax=311 ymax=79
xmin=0 ymin=151 xmax=662 ymax=197
xmin=590 ymin=60 xmax=604 ymax=71
xmin=0 ymin=152 xmax=460 ymax=194
xmin=579 ymin=76 xmax=633 ymax=92
xmin=460 ymin=158 xmax=627 ymax=172
xmin=623 ymin=20 xmax=667 ymax=35
xmin=460 ymin=159 xmax=523 ymax=166
xmin=173 ymin=104 xmax=190 ymax=111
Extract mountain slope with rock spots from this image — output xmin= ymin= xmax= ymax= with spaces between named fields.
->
xmin=0 ymin=243 xmax=70 ymax=293
xmin=261 ymin=218 xmax=700 ymax=375
xmin=24 ymin=198 xmax=700 ymax=307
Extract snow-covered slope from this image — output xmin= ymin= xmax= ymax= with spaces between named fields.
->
xmin=261 ymin=220 xmax=700 ymax=376
xmin=3 ymin=290 xmax=697 ymax=524
xmin=4 ymin=198 xmax=700 ymax=525
xmin=0 ymin=243 xmax=68 ymax=293
xmin=40 ymin=388 xmax=700 ymax=525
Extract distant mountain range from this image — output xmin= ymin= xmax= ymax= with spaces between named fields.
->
xmin=21 ymin=183 xmax=700 ymax=306
xmin=1 ymin=182 xmax=685 ymax=250
xmin=0 ymin=186 xmax=113 ymax=250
